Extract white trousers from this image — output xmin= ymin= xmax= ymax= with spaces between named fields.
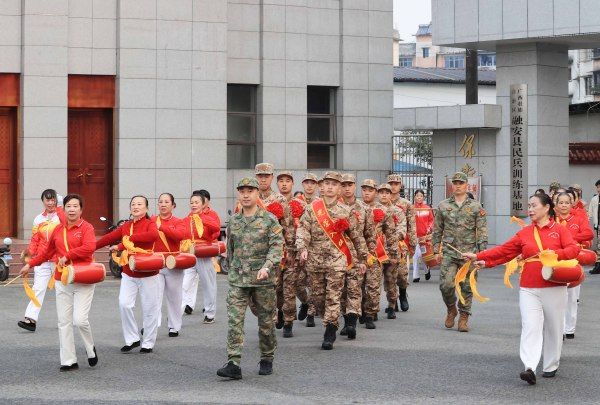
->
xmin=119 ymin=273 xmax=160 ymax=349
xmin=519 ymin=286 xmax=567 ymax=374
xmin=157 ymin=267 xmax=184 ymax=332
xmin=24 ymin=262 xmax=54 ymax=321
xmin=411 ymin=244 xmax=428 ymax=280
xmin=55 ymin=281 xmax=95 ymax=366
xmin=564 ymin=285 xmax=581 ymax=334
xmin=181 ymin=258 xmax=217 ymax=318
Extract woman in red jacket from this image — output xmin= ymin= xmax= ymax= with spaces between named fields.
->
xmin=412 ymin=189 xmax=434 ymax=282
xmin=96 ymin=195 xmax=159 ymax=353
xmin=20 ymin=194 xmax=98 ymax=371
xmin=555 ymin=192 xmax=594 ymax=339
xmin=463 ymin=193 xmax=580 ymax=386
xmin=152 ymin=193 xmax=186 ymax=337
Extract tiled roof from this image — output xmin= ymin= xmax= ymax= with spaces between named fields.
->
xmin=394 ymin=67 xmax=496 ymax=85
xmin=569 ymin=143 xmax=600 ymax=164
xmin=415 ymin=24 xmax=431 ymax=36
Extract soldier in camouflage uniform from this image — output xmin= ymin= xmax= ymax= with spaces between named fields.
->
xmin=388 ymin=173 xmax=417 ymax=312
xmin=300 ymin=173 xmax=319 ymax=204
xmin=217 ymin=178 xmax=284 ymax=380
xmin=339 ymin=173 xmax=367 ymax=339
xmin=378 ymin=183 xmax=406 ymax=319
xmin=360 ymin=179 xmax=400 ymax=329
xmin=432 ymin=171 xmax=488 ymax=333
xmin=296 ymin=171 xmax=368 ymax=350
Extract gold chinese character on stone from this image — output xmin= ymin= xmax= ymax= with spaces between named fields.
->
xmin=459 ymin=133 xmax=476 ymax=159
xmin=461 ymin=163 xmax=476 ymax=177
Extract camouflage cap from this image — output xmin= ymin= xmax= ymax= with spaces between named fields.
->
xmin=361 ymin=179 xmax=378 ymax=189
xmin=387 ymin=173 xmax=403 ymax=184
xmin=277 ymin=170 xmax=294 ymax=180
xmin=323 ymin=171 xmax=342 ymax=183
xmin=378 ymin=183 xmax=392 ymax=192
xmin=549 ymin=180 xmax=561 ymax=190
xmin=237 ymin=177 xmax=259 ymax=190
xmin=451 ymin=171 xmax=468 ymax=183
xmin=571 ymin=183 xmax=582 ymax=191
xmin=302 ymin=173 xmax=318 ymax=183
xmin=341 ymin=173 xmax=356 ymax=184
xmin=255 ymin=162 xmax=274 ymax=175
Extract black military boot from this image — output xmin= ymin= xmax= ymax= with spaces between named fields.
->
xmin=275 ymin=309 xmax=284 ymax=329
xmin=258 ymin=359 xmax=273 ymax=375
xmin=306 ymin=315 xmax=315 ymax=327
xmin=399 ymin=289 xmax=409 ymax=312
xmin=298 ymin=303 xmax=309 ymax=321
xmin=282 ymin=323 xmax=293 ymax=338
xmin=385 ymin=307 xmax=396 ymax=319
xmin=340 ymin=315 xmax=349 ymax=336
xmin=217 ymin=361 xmax=242 ymax=380
xmin=346 ymin=313 xmax=357 ymax=340
xmin=321 ymin=323 xmax=337 ymax=350
xmin=590 ymin=262 xmax=600 ymax=275
xmin=358 ymin=314 xmax=365 ymax=324
xmin=364 ymin=316 xmax=376 ymax=329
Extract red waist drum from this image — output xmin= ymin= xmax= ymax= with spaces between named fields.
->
xmin=129 ymin=253 xmax=165 ymax=272
xmin=165 ymin=253 xmax=196 ymax=270
xmin=421 ymin=239 xmax=440 ymax=268
xmin=541 ymin=265 xmax=583 ymax=284
xmin=577 ymin=249 xmax=597 ymax=266
xmin=194 ymin=241 xmax=226 ymax=258
xmin=63 ymin=263 xmax=105 ymax=285
xmin=568 ymin=269 xmax=585 ymax=289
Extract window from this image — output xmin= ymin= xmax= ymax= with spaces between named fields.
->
xmin=227 ymin=84 xmax=256 ymax=169
xmin=478 ymin=53 xmax=496 ymax=67
xmin=399 ymin=57 xmax=413 ymax=67
xmin=307 ymin=86 xmax=336 ymax=169
xmin=444 ymin=55 xmax=464 ymax=69
xmin=584 ymin=76 xmax=592 ymax=95
xmin=422 ymin=47 xmax=429 ymax=58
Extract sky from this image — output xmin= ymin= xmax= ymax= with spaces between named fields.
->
xmin=393 ymin=0 xmax=432 ymax=42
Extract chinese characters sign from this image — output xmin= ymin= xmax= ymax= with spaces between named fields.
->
xmin=510 ymin=84 xmax=528 ymax=217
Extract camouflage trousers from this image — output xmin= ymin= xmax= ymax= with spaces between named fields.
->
xmin=382 ymin=262 xmax=398 ymax=308
xmin=361 ymin=263 xmax=383 ymax=317
xmin=396 ymin=253 xmax=409 ymax=289
xmin=340 ymin=266 xmax=362 ymax=316
xmin=276 ymin=251 xmax=301 ymax=323
xmin=439 ymin=255 xmax=474 ymax=315
xmin=226 ymin=285 xmax=277 ymax=365
xmin=308 ymin=264 xmax=346 ymax=327
xmin=295 ymin=264 xmax=310 ymax=304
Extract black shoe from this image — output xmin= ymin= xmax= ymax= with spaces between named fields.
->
xmin=298 ymin=303 xmax=309 ymax=321
xmin=258 ymin=359 xmax=273 ymax=375
xmin=88 ymin=347 xmax=98 ymax=367
xmin=425 ymin=270 xmax=431 ymax=280
xmin=203 ymin=316 xmax=215 ymax=324
xmin=120 ymin=341 xmax=140 ymax=352
xmin=340 ymin=315 xmax=348 ymax=336
xmin=59 ymin=363 xmax=79 ymax=372
xmin=542 ymin=369 xmax=557 ymax=378
xmin=282 ymin=323 xmax=293 ymax=338
xmin=321 ymin=323 xmax=337 ymax=350
xmin=565 ymin=333 xmax=575 ymax=339
xmin=520 ymin=369 xmax=536 ymax=385
xmin=358 ymin=315 xmax=365 ymax=324
xmin=589 ymin=263 xmax=600 ymax=274
xmin=140 ymin=347 xmax=153 ymax=353
xmin=18 ymin=319 xmax=36 ymax=332
xmin=399 ymin=289 xmax=409 ymax=312
xmin=184 ymin=305 xmax=193 ymax=315
xmin=385 ymin=307 xmax=396 ymax=319
xmin=169 ymin=330 xmax=179 ymax=337
xmin=346 ymin=313 xmax=357 ymax=340
xmin=217 ymin=361 xmax=242 ymax=380
xmin=365 ymin=316 xmax=376 ymax=329
xmin=413 ymin=278 xmax=420 ymax=283
xmin=306 ymin=315 xmax=315 ymax=327
xmin=275 ymin=309 xmax=284 ymax=329
xmin=140 ymin=328 xmax=144 ymax=336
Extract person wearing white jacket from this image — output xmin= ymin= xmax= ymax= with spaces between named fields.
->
xmin=588 ymin=179 xmax=600 ymax=274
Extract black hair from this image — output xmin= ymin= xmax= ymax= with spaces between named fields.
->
xmin=567 ymin=187 xmax=580 ymax=199
xmin=566 ymin=189 xmax=577 ymax=201
xmin=194 ymin=189 xmax=210 ymax=201
xmin=596 ymin=179 xmax=600 ymax=187
xmin=556 ymin=192 xmax=573 ymax=203
xmin=294 ymin=191 xmax=304 ymax=197
xmin=530 ymin=193 xmax=555 ymax=218
xmin=63 ymin=194 xmax=84 ymax=209
xmin=130 ymin=195 xmax=150 ymax=219
xmin=158 ymin=192 xmax=176 ymax=208
xmin=535 ymin=189 xmax=546 ymax=196
xmin=41 ymin=189 xmax=57 ymax=201
xmin=190 ymin=191 xmax=206 ymax=205
xmin=413 ymin=189 xmax=425 ymax=197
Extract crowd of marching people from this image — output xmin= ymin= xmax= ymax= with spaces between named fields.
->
xmin=14 ymin=168 xmax=600 ymax=385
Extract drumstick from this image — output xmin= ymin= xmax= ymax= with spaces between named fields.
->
xmin=3 ymin=274 xmax=22 ymax=286
xmin=444 ymin=243 xmax=464 ymax=256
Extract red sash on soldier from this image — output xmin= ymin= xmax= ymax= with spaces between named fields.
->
xmin=312 ymin=199 xmax=353 ymax=267
xmin=375 ymin=235 xmax=389 ymax=264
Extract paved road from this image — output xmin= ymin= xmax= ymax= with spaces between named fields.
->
xmin=1 ymin=268 xmax=599 ymax=404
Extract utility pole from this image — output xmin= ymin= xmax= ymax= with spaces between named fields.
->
xmin=465 ymin=49 xmax=478 ymax=104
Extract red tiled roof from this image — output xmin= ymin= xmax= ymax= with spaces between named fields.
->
xmin=569 ymin=143 xmax=600 ymax=164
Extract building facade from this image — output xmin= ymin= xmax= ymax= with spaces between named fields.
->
xmin=0 ymin=0 xmax=395 ymax=238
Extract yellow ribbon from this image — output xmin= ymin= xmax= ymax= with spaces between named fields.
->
xmin=23 ymin=278 xmax=41 ymax=308
xmin=190 ymin=214 xmax=204 ymax=242
xmin=455 ymin=260 xmax=471 ymax=305
xmin=155 ymin=217 xmax=172 ymax=253
xmin=113 ymin=223 xmax=154 ymax=267
xmin=534 ymin=227 xmax=578 ymax=268
xmin=469 ymin=267 xmax=489 ymax=303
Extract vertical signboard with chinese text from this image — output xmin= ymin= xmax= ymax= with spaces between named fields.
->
xmin=510 ymin=84 xmax=528 ymax=217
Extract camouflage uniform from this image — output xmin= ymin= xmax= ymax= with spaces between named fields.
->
xmin=296 ymin=173 xmax=368 ymax=328
xmin=225 ymin=178 xmax=284 ymax=366
xmin=432 ymin=187 xmax=488 ymax=316
xmin=296 ymin=173 xmax=319 ymax=313
xmin=361 ymin=181 xmax=400 ymax=317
